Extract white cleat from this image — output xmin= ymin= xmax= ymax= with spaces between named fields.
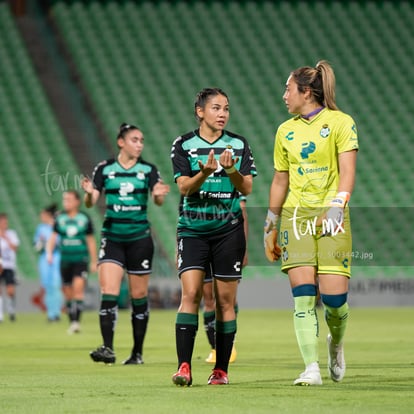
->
xmin=67 ymin=321 xmax=81 ymax=335
xmin=327 ymin=334 xmax=346 ymax=382
xmin=293 ymin=362 xmax=323 ymax=386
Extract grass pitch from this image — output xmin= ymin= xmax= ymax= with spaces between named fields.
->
xmin=1 ymin=307 xmax=413 ymax=414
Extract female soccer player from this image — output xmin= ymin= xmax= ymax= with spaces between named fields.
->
xmin=34 ymin=204 xmax=62 ymax=322
xmin=204 ymin=197 xmax=247 ymax=364
xmin=264 ymin=60 xmax=358 ymax=385
xmin=47 ymin=190 xmax=97 ymax=334
xmin=82 ymin=123 xmax=169 ymax=365
xmin=171 ymin=88 xmax=256 ymax=386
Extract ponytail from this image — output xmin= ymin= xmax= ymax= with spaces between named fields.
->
xmin=315 ymin=60 xmax=338 ymax=110
xmin=291 ymin=60 xmax=338 ymax=110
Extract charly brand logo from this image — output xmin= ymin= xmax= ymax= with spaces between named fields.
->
xmin=41 ymin=159 xmax=85 ymax=196
xmin=285 ymin=131 xmax=294 ymax=141
xmin=300 ymin=141 xmax=316 ymax=159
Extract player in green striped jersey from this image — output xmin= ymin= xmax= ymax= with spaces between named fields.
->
xmin=47 ymin=190 xmax=97 ymax=334
xmin=265 ymin=61 xmax=358 ymax=386
xmin=171 ymin=88 xmax=256 ymax=386
xmin=204 ymin=196 xmax=247 ymax=365
xmin=83 ymin=123 xmax=169 ymax=365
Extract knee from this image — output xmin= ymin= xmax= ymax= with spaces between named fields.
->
xmin=181 ymin=288 xmax=203 ymax=306
xmin=6 ymin=285 xmax=15 ymax=296
xmin=292 ymin=284 xmax=317 ymax=309
xmin=321 ymin=293 xmax=348 ymax=308
xmin=292 ymin=284 xmax=317 ymax=297
xmin=129 ymin=286 xmax=147 ymax=299
xmin=215 ymin=294 xmax=236 ymax=320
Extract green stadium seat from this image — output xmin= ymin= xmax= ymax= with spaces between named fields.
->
xmin=48 ymin=0 xmax=414 ymax=275
xmin=0 ymin=3 xmax=103 ymax=279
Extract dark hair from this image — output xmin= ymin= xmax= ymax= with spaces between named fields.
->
xmin=291 ymin=60 xmax=338 ymax=110
xmin=63 ymin=189 xmax=81 ymax=200
xmin=117 ymin=123 xmax=141 ymax=140
xmin=44 ymin=203 xmax=58 ymax=217
xmin=194 ymin=88 xmax=229 ymax=122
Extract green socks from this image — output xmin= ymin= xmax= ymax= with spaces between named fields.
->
xmin=293 ymin=295 xmax=319 ymax=366
xmin=324 ymin=302 xmax=349 ymax=345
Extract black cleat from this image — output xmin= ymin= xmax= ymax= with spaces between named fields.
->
xmin=90 ymin=345 xmax=116 ymax=364
xmin=123 ymin=353 xmax=144 ymax=365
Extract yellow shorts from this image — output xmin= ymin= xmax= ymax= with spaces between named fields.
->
xmin=279 ymin=206 xmax=352 ymax=277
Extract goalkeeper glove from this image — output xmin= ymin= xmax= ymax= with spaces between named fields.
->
xmin=322 ymin=191 xmax=350 ymax=236
xmin=264 ymin=209 xmax=282 ymax=262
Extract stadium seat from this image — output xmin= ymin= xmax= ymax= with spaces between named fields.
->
xmin=46 ymin=0 xmax=414 ymax=276
xmin=0 ymin=3 xmax=102 ymax=279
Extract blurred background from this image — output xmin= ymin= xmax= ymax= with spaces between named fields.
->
xmin=1 ymin=0 xmax=413 ymax=309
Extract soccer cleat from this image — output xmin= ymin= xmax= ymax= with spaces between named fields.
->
xmin=205 ymin=349 xmax=216 ymax=364
xmin=207 ymin=369 xmax=229 ymax=385
xmin=67 ymin=321 xmax=80 ymax=334
xmin=90 ymin=345 xmax=116 ymax=364
xmin=123 ymin=353 xmax=144 ymax=365
xmin=293 ymin=363 xmax=323 ymax=386
xmin=327 ymin=334 xmax=346 ymax=382
xmin=206 ymin=346 xmax=237 ymax=364
xmin=229 ymin=345 xmax=237 ymax=363
xmin=172 ymin=362 xmax=192 ymax=386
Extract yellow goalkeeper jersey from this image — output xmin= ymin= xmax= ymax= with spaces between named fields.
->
xmin=274 ymin=108 xmax=359 ymax=208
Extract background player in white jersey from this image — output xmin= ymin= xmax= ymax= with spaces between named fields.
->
xmin=0 ymin=213 xmax=20 ymax=322
xmin=83 ymin=123 xmax=169 ymax=365
xmin=264 ymin=61 xmax=358 ymax=385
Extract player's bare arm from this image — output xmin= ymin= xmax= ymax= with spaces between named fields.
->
xmin=46 ymin=232 xmax=58 ymax=264
xmin=268 ymin=170 xmax=290 ymax=216
xmin=86 ymin=234 xmax=98 ymax=273
xmin=81 ymin=176 xmax=100 ymax=208
xmin=152 ymin=181 xmax=170 ymax=206
xmin=337 ymin=150 xmax=357 ymax=195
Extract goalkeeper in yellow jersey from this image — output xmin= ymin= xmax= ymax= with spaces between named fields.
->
xmin=264 ymin=60 xmax=358 ymax=386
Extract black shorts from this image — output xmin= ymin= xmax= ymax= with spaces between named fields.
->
xmin=98 ymin=236 xmax=154 ymax=275
xmin=61 ymin=262 xmax=88 ymax=286
xmin=177 ymin=222 xmax=245 ymax=280
xmin=0 ymin=269 xmax=16 ymax=286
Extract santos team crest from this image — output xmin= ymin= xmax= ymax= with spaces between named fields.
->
xmin=320 ymin=124 xmax=330 ymax=138
xmin=136 ymin=171 xmax=145 ymax=180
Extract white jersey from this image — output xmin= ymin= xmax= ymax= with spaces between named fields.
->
xmin=0 ymin=230 xmax=20 ymax=270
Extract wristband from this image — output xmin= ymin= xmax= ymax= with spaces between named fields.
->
xmin=330 ymin=191 xmax=350 ymax=207
xmin=264 ymin=209 xmax=279 ymax=232
xmin=224 ymin=166 xmax=237 ymax=174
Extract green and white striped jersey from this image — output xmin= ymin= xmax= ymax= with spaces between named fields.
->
xmin=171 ymin=129 xmax=256 ymax=236
xmin=92 ymin=158 xmax=161 ymax=242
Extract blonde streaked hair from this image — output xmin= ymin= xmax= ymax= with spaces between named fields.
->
xmin=291 ymin=60 xmax=338 ymax=110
